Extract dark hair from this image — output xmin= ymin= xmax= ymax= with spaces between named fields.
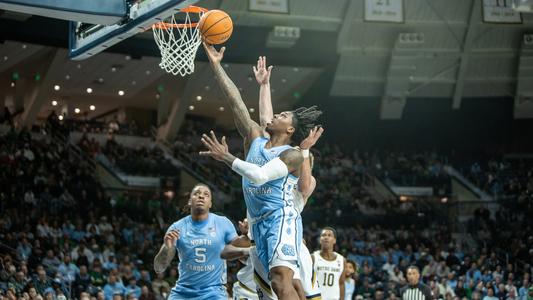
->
xmin=407 ymin=265 xmax=420 ymax=273
xmin=322 ymin=226 xmax=337 ymax=239
xmin=181 ymin=183 xmax=212 ymax=214
xmin=291 ymin=106 xmax=322 ymax=141
xmin=347 ymin=259 xmax=357 ymax=270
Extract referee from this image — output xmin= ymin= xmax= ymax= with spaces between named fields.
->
xmin=399 ymin=266 xmax=433 ymax=300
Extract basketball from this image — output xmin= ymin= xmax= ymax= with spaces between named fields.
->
xmin=198 ymin=10 xmax=233 ymax=45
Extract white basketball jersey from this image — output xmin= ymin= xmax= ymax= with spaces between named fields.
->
xmin=293 ymin=189 xmax=305 ymax=214
xmin=236 ymin=256 xmax=256 ymax=292
xmin=312 ymin=251 xmax=344 ymax=300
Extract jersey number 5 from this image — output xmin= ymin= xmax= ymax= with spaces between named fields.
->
xmin=195 ymin=248 xmax=206 ymax=263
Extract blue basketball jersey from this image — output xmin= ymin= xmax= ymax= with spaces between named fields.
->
xmin=243 ymin=137 xmax=299 ymax=219
xmin=166 ymin=213 xmax=237 ymax=298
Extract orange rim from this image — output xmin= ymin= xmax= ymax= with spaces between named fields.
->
xmin=152 ymin=6 xmax=208 ymax=29
xmin=180 ymin=6 xmax=208 ymax=13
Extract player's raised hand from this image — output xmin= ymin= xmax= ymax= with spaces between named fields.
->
xmin=238 ymin=218 xmax=249 ymax=235
xmin=253 ymin=56 xmax=273 ymax=85
xmin=164 ymin=230 xmax=180 ymax=248
xmin=199 ymin=131 xmax=230 ymax=161
xmin=300 ymin=126 xmax=325 ymax=150
xmin=203 ymin=42 xmax=225 ymax=64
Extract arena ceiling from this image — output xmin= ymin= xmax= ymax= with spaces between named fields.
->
xmin=1 ymin=0 xmax=532 ymax=121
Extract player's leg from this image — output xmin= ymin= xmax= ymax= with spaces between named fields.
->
xmin=267 ymin=206 xmax=304 ymax=300
xmin=250 ymin=246 xmax=278 ymax=300
xmin=298 ymin=243 xmax=321 ymax=300
xmin=292 ymin=279 xmax=306 ymax=300
xmin=270 ymin=266 xmax=300 ymax=300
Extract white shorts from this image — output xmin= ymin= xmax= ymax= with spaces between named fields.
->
xmin=250 ymin=246 xmax=278 ymax=300
xmin=250 ymin=247 xmax=305 ymax=300
xmin=299 ymin=243 xmax=321 ymax=299
xmin=232 ymin=281 xmax=259 ymax=300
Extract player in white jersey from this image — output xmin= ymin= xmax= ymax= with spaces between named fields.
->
xmin=254 ymin=56 xmax=323 ymax=300
xmin=220 ymin=219 xmax=259 ymax=300
xmin=217 ymin=56 xmax=323 ymax=300
xmin=312 ymin=227 xmax=346 ymax=300
xmin=200 ymin=132 xmax=321 ymax=300
xmin=294 ymin=191 xmax=322 ymax=300
xmin=203 ymin=44 xmax=322 ymax=300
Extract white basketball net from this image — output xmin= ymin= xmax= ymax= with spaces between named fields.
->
xmin=152 ymin=10 xmax=204 ymax=76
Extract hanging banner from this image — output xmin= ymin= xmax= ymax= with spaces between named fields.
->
xmin=364 ymin=0 xmax=404 ymax=23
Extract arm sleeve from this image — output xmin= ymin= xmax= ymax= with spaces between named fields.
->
xmin=232 ymin=157 xmax=288 ymax=185
xmin=424 ymin=285 xmax=434 ymax=300
xmin=222 ymin=217 xmax=238 ymax=244
xmin=399 ymin=287 xmax=406 ymax=299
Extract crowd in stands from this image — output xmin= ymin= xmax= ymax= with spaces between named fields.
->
xmin=171 ymin=119 xmax=243 ymax=195
xmin=1 ymin=116 xmax=532 ymax=300
xmin=76 ymin=134 xmax=179 ymax=178
xmin=91 ymin=137 xmax=177 ymax=178
xmin=0 ymin=128 xmax=183 ymax=300
xmin=63 ymin=118 xmax=148 ymax=137
xmin=464 ymin=158 xmax=533 ymax=199
xmin=302 ymin=204 xmax=532 ymax=300
xmin=376 ymin=151 xmax=452 ymax=197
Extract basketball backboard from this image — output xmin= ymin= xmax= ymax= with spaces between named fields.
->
xmin=69 ymin=0 xmax=197 ymax=60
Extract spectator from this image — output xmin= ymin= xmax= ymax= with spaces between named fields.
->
xmin=103 ymin=274 xmax=127 ymax=300
xmin=16 ymin=238 xmax=32 ymax=261
xmin=139 ymin=285 xmax=156 ymax=300
xmin=150 ymin=273 xmax=169 ymax=299
xmin=7 ymin=271 xmax=26 ymax=295
xmin=125 ymin=278 xmax=141 ymax=299
xmin=32 ymin=269 xmax=51 ymax=296
xmin=41 ymin=250 xmax=61 ymax=275
xmin=519 ymin=280 xmax=531 ymax=299
xmin=57 ymin=254 xmax=79 ymax=283
xmin=74 ymin=265 xmax=91 ymax=297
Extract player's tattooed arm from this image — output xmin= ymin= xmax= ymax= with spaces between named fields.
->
xmin=153 ymin=230 xmax=178 ymax=274
xmin=279 ymin=148 xmax=304 ymax=173
xmin=203 ymin=43 xmax=262 ymax=143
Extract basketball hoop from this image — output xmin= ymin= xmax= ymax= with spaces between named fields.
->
xmin=152 ymin=6 xmax=208 ymax=76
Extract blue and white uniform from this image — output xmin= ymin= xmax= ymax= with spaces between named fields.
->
xmin=243 ymin=137 xmax=302 ymax=298
xmin=232 ymin=256 xmax=259 ymax=300
xmin=167 ymin=213 xmax=237 ymax=300
xmin=294 ymin=191 xmax=321 ymax=300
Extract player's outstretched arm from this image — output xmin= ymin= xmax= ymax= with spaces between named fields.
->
xmin=153 ymin=230 xmax=178 ymax=274
xmin=297 ymin=126 xmax=324 ymax=199
xmin=203 ymin=42 xmax=262 ymax=144
xmin=220 ymin=243 xmax=250 ymax=261
xmin=199 ymin=131 xmax=301 ymax=185
xmin=253 ymin=56 xmax=274 ymax=128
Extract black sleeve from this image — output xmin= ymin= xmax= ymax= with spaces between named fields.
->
xmin=399 ymin=286 xmax=407 ymax=298
xmin=422 ymin=285 xmax=434 ymax=300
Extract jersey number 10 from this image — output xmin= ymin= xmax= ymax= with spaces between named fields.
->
xmin=322 ymin=273 xmax=335 ymax=286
